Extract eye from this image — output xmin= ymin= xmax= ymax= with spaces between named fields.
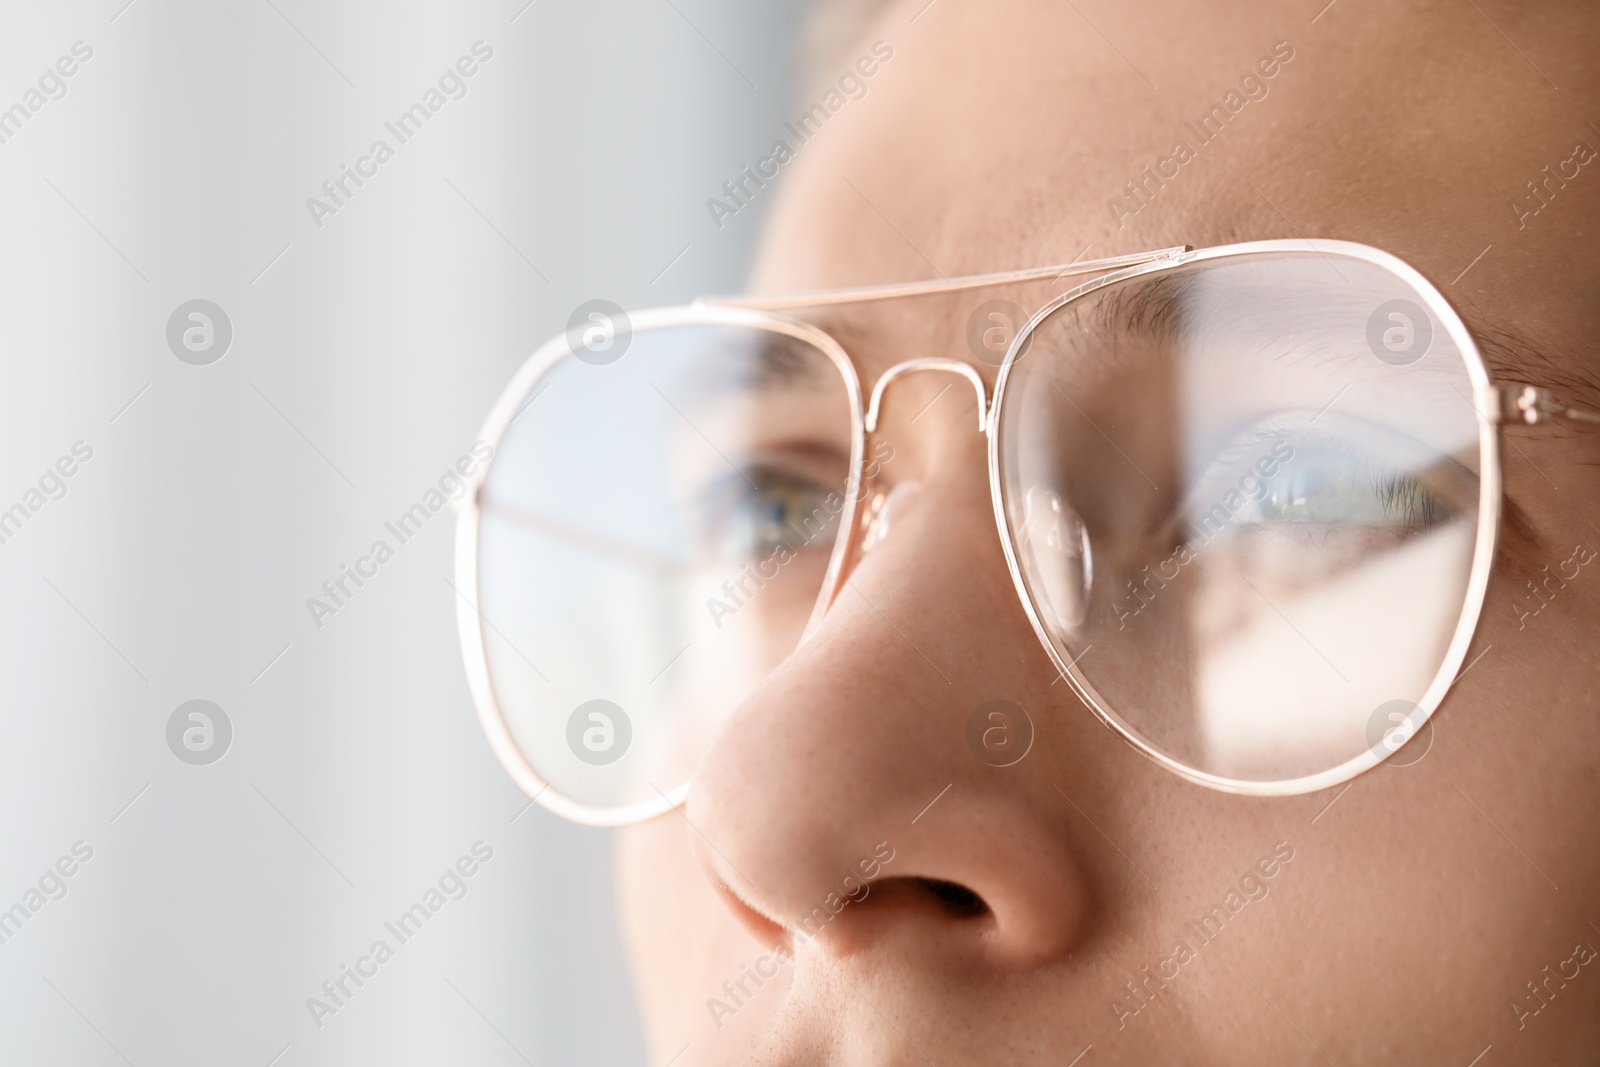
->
xmin=696 ymin=465 xmax=840 ymax=561
xmin=1241 ymin=443 xmax=1450 ymax=532
xmin=1182 ymin=412 xmax=1473 ymax=552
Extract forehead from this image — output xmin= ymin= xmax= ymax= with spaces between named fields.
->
xmin=752 ymin=0 xmax=1599 ymax=391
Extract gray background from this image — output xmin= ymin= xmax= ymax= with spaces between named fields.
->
xmin=0 ymin=0 xmax=807 ymax=1062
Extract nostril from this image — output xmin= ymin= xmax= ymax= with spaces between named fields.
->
xmin=915 ymin=877 xmax=989 ymax=918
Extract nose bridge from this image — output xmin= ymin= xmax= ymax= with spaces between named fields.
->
xmin=686 ymin=450 xmax=1088 ymax=968
xmin=865 ymin=359 xmax=990 ymax=434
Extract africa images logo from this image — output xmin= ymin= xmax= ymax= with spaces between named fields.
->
xmin=166 ymin=700 xmax=232 ymax=766
xmin=566 ymin=700 xmax=632 ymax=765
xmin=704 ymin=40 xmax=893 ymax=230
xmin=304 ymin=41 xmax=495 ymax=230
xmin=306 ymin=841 xmax=495 ymax=1030
xmin=0 ymin=39 xmax=94 ymax=149
xmin=1104 ymin=41 xmax=1295 ymax=229
xmin=166 ymin=300 xmax=233 ymax=365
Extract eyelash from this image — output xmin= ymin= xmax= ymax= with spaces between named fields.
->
xmin=1194 ymin=423 xmax=1453 ymax=533
xmin=694 ymin=466 xmax=836 ymax=557
xmin=1373 ymin=473 xmax=1447 ymax=532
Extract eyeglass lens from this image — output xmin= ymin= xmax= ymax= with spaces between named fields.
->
xmin=997 ymin=251 xmax=1483 ymax=786
xmin=476 ymin=324 xmax=856 ymax=814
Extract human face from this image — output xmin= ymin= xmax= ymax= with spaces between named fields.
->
xmin=617 ymin=2 xmax=1600 ymax=1062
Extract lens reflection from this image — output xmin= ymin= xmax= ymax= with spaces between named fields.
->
xmin=475 ymin=322 xmax=855 ymax=815
xmin=999 ymin=252 xmax=1484 ymax=786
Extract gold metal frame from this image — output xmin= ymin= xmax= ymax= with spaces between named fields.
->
xmin=990 ymin=241 xmax=1492 ymax=796
xmin=457 ymin=239 xmax=1595 ymax=824
xmin=455 ymin=305 xmax=865 ymax=826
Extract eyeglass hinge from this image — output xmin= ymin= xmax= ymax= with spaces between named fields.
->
xmin=1486 ymin=384 xmax=1600 ymax=427
xmin=1489 ymin=384 xmax=1551 ymax=424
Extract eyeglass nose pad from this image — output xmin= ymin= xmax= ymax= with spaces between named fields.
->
xmin=859 ymin=479 xmax=922 ymax=556
xmin=804 ymin=477 xmax=919 ymax=643
xmin=1020 ymin=486 xmax=1093 ymax=631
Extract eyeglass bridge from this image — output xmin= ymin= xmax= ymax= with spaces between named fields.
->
xmin=865 ymin=359 xmax=991 ymax=434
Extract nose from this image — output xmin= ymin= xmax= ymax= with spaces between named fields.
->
xmin=685 ymin=389 xmax=1089 ymax=969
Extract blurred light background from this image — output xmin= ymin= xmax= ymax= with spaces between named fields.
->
xmin=0 ymin=0 xmax=810 ymax=1062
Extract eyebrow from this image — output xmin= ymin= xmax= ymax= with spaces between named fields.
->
xmin=1094 ymin=271 xmax=1196 ymax=342
xmin=1082 ymin=269 xmax=1595 ymax=416
xmin=682 ymin=327 xmax=835 ymax=394
xmin=752 ymin=331 xmax=835 ymax=386
xmin=1081 ymin=277 xmax=1566 ymax=548
xmin=1474 ymin=319 xmax=1600 ymax=412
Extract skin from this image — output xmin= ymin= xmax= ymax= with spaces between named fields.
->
xmin=616 ymin=2 xmax=1600 ymax=1062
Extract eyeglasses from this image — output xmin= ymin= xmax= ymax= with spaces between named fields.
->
xmin=454 ymin=239 xmax=1598 ymax=826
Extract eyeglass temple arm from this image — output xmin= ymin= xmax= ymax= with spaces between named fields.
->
xmin=697 ymin=247 xmax=1191 ymax=311
xmin=697 ymin=252 xmax=1600 ymax=430
xmin=1488 ymin=384 xmax=1600 ymax=427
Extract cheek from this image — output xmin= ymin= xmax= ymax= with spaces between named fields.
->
xmin=616 ymin=821 xmax=786 ymax=1056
